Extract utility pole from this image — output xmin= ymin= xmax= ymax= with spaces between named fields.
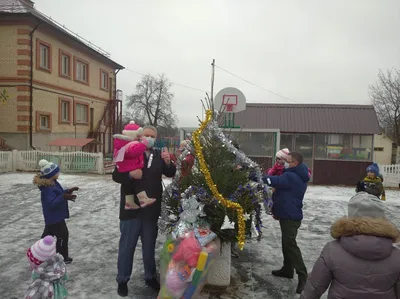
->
xmin=210 ymin=59 xmax=216 ymax=111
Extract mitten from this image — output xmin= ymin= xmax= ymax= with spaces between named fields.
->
xmin=356 ymin=181 xmax=365 ymax=193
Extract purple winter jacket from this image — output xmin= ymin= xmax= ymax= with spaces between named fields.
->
xmin=300 ymin=217 xmax=400 ymax=299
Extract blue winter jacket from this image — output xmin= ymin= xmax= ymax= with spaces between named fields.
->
xmin=263 ymin=163 xmax=310 ymax=221
xmin=33 ymin=175 xmax=70 ymax=225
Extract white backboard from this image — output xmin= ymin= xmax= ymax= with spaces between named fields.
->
xmin=214 ymin=87 xmax=246 ymax=113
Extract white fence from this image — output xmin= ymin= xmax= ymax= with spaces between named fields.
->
xmin=380 ymin=164 xmax=400 ymax=188
xmin=0 ymin=150 xmax=104 ymax=174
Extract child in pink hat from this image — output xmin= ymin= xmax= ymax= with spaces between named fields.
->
xmin=267 ymin=148 xmax=290 ymax=176
xmin=25 ymin=235 xmax=68 ymax=298
xmin=113 ymin=121 xmax=156 ymax=209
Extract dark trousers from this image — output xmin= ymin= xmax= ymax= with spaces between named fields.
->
xmin=279 ymin=219 xmax=307 ymax=280
xmin=42 ymin=220 xmax=69 ymax=260
xmin=116 ymin=218 xmax=158 ymax=283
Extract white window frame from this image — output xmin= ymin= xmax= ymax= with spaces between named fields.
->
xmin=101 ymin=71 xmax=109 ymax=90
xmin=75 ymin=103 xmax=88 ymax=123
xmin=61 ymin=101 xmax=69 ymax=122
xmin=61 ymin=54 xmax=70 ymax=76
xmin=76 ymin=61 xmax=88 ymax=82
xmin=39 ymin=44 xmax=50 ymax=69
xmin=40 ymin=115 xmax=50 ymax=129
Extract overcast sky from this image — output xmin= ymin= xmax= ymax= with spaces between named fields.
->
xmin=35 ymin=0 xmax=400 ymax=127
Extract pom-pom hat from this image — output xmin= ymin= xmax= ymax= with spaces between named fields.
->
xmin=38 ymin=159 xmax=60 ymax=179
xmin=27 ymin=235 xmax=57 ymax=268
xmin=122 ymin=121 xmax=143 ymax=139
xmin=366 ymin=162 xmax=379 ymax=176
xmin=276 ymin=148 xmax=290 ymax=160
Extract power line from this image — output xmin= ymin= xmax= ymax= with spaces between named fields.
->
xmin=214 ymin=64 xmax=297 ymax=103
xmin=123 ymin=68 xmax=208 ymax=93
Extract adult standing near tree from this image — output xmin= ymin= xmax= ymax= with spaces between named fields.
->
xmin=112 ymin=125 xmax=176 ymax=297
xmin=259 ymin=152 xmax=309 ymax=294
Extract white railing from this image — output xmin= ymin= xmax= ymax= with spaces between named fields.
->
xmin=0 ymin=151 xmax=13 ymax=173
xmin=380 ymin=164 xmax=400 ymax=187
xmin=0 ymin=150 xmax=104 ymax=174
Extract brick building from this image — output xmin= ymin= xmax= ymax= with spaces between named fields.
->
xmin=0 ymin=0 xmax=124 ymax=153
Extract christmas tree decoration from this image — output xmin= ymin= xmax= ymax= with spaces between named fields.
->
xmin=220 ymin=215 xmax=235 ymax=230
xmin=243 ymin=213 xmax=251 ymax=221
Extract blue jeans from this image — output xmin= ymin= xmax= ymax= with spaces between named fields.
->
xmin=116 ymin=218 xmax=158 ymax=283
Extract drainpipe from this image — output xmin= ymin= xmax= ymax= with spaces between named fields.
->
xmin=29 ymin=22 xmax=41 ymax=150
xmin=111 ymin=69 xmax=121 ymax=152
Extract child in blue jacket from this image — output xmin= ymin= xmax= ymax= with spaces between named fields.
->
xmin=33 ymin=159 xmax=79 ymax=264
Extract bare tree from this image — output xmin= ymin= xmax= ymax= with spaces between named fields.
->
xmin=125 ymin=74 xmax=178 ymax=137
xmin=370 ymin=69 xmax=400 ymax=143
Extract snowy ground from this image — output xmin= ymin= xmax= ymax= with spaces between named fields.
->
xmin=1 ymin=173 xmax=400 ymax=299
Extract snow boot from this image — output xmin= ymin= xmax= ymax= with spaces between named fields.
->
xmin=136 ymin=191 xmax=156 ymax=208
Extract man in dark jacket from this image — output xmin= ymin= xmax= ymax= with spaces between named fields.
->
xmin=261 ymin=152 xmax=309 ymax=294
xmin=112 ymin=125 xmax=176 ymax=297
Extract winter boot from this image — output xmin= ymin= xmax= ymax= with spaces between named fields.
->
xmin=296 ymin=278 xmax=307 ymax=294
xmin=136 ymin=191 xmax=156 ymax=208
xmin=124 ymin=194 xmax=140 ymax=210
xmin=117 ymin=282 xmax=128 ymax=297
xmin=271 ymin=268 xmax=294 ymax=279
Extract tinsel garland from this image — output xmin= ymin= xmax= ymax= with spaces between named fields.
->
xmin=192 ymin=109 xmax=247 ymax=250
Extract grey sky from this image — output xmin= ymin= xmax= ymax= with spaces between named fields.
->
xmin=36 ymin=0 xmax=400 ymax=127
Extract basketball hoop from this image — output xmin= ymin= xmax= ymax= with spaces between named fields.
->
xmin=225 ymin=103 xmax=235 ymax=112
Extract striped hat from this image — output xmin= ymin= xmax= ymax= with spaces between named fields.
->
xmin=276 ymin=148 xmax=290 ymax=160
xmin=39 ymin=159 xmax=60 ymax=179
xmin=27 ymin=235 xmax=57 ymax=268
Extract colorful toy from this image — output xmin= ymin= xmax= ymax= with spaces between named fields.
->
xmin=172 ymin=233 xmax=202 ymax=268
xmin=165 ymin=261 xmax=192 ymax=298
xmin=182 ymin=251 xmax=209 ymax=299
xmin=194 ymin=222 xmax=217 ymax=246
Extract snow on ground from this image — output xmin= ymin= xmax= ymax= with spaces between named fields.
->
xmin=0 ymin=173 xmax=399 ymax=299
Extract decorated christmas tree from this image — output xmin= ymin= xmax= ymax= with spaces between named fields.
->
xmin=157 ymin=99 xmax=272 ymax=298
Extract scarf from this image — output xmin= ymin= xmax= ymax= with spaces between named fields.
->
xmin=25 ymin=253 xmax=68 ymax=299
xmin=364 ymin=176 xmax=386 ymax=201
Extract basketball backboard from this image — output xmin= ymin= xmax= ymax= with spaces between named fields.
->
xmin=214 ymin=87 xmax=246 ymax=113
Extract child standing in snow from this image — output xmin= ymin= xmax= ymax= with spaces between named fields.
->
xmin=25 ymin=235 xmax=68 ymax=299
xmin=113 ymin=121 xmax=156 ymax=210
xmin=356 ymin=162 xmax=385 ymax=200
xmin=33 ymin=160 xmax=78 ymax=264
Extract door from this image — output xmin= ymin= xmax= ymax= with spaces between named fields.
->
xmin=90 ymin=108 xmax=94 ymax=131
xmin=294 ymin=134 xmax=314 ymax=181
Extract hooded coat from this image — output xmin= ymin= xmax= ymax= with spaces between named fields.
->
xmin=300 ymin=217 xmax=400 ymax=299
xmin=33 ymin=175 xmax=70 ymax=226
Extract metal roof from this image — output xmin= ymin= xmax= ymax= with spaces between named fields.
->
xmin=48 ymin=138 xmax=98 ymax=147
xmin=233 ymin=104 xmax=381 ymax=134
xmin=0 ymin=0 xmax=124 ymax=69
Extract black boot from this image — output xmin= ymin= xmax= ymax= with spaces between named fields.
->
xmin=117 ymin=282 xmax=128 ymax=297
xmin=145 ymin=278 xmax=160 ymax=291
xmin=64 ymin=257 xmax=73 ymax=264
xmin=296 ymin=278 xmax=307 ymax=294
xmin=271 ymin=268 xmax=294 ymax=279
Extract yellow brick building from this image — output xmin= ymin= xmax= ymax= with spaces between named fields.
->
xmin=0 ymin=0 xmax=124 ymax=153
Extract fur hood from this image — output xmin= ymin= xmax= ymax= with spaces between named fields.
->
xmin=33 ymin=174 xmax=55 ymax=187
xmin=331 ymin=217 xmax=400 ymax=243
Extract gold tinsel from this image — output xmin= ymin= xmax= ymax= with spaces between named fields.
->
xmin=192 ymin=109 xmax=246 ymax=250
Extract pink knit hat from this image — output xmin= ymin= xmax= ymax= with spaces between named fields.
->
xmin=122 ymin=121 xmax=144 ymax=139
xmin=276 ymin=148 xmax=290 ymax=160
xmin=27 ymin=235 xmax=57 ymax=268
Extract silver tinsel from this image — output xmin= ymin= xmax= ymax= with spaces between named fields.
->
xmin=159 ymin=147 xmax=193 ymax=234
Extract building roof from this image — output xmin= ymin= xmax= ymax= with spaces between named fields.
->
xmin=233 ymin=103 xmax=381 ymax=134
xmin=48 ymin=138 xmax=99 ymax=147
xmin=0 ymin=0 xmax=124 ymax=70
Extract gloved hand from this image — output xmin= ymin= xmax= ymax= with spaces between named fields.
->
xmin=67 ymin=187 xmax=79 ymax=193
xmin=272 ymin=215 xmax=279 ymax=221
xmin=63 ymin=193 xmax=77 ymax=202
xmin=356 ymin=181 xmax=366 ymax=193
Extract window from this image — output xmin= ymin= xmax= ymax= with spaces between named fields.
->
xmin=58 ymin=98 xmax=72 ymax=124
xmin=227 ymin=131 xmax=274 ymax=157
xmin=36 ymin=39 xmax=52 ymax=73
xmin=374 ymin=147 xmax=384 ymax=152
xmin=59 ymin=50 xmax=71 ymax=78
xmin=74 ymin=57 xmax=89 ymax=84
xmin=35 ymin=111 xmax=52 ymax=132
xmin=315 ymin=134 xmax=372 ymax=160
xmin=74 ymin=102 xmax=89 ymax=124
xmin=100 ymin=69 xmax=109 ymax=90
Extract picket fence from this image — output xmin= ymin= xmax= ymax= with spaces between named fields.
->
xmin=0 ymin=150 xmax=104 ymax=174
xmin=380 ymin=164 xmax=400 ymax=188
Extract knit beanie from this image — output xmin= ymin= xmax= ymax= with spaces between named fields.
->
xmin=348 ymin=192 xmax=385 ymax=218
xmin=366 ymin=162 xmax=379 ymax=176
xmin=122 ymin=121 xmax=143 ymax=139
xmin=276 ymin=148 xmax=290 ymax=160
xmin=27 ymin=235 xmax=57 ymax=268
xmin=39 ymin=159 xmax=60 ymax=179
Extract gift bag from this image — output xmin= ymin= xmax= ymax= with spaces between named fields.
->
xmin=158 ymin=221 xmax=220 ymax=299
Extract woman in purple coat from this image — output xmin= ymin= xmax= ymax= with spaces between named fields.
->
xmin=300 ymin=192 xmax=400 ymax=299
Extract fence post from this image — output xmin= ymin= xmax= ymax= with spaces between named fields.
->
xmin=97 ymin=153 xmax=104 ymax=174
xmin=12 ymin=149 xmax=18 ymax=172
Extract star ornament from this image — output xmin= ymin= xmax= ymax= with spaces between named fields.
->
xmin=243 ymin=213 xmax=251 ymax=221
